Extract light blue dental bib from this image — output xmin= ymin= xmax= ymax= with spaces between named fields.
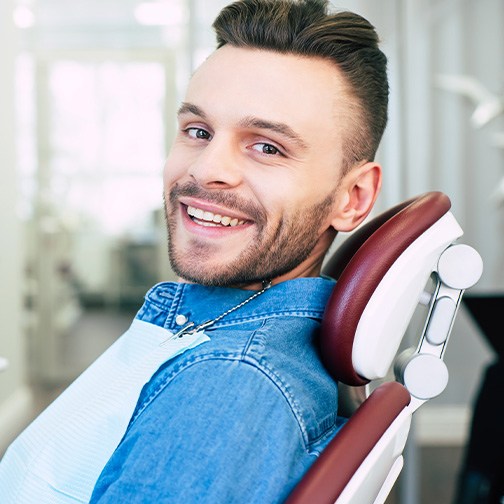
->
xmin=0 ymin=319 xmax=209 ymax=503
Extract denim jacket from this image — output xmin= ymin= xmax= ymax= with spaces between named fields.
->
xmin=91 ymin=277 xmax=344 ymax=503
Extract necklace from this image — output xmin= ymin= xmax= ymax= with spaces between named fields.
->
xmin=161 ymin=280 xmax=272 ymax=345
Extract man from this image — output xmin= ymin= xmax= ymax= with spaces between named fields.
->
xmin=0 ymin=0 xmax=388 ymax=502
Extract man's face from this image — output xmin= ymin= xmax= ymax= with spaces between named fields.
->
xmin=164 ymin=45 xmax=353 ymax=288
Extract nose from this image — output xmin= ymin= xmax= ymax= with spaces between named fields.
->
xmin=188 ymin=135 xmax=243 ymax=189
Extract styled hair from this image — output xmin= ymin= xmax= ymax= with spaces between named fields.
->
xmin=213 ymin=0 xmax=388 ymax=172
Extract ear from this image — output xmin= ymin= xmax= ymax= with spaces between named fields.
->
xmin=330 ymin=161 xmax=382 ymax=232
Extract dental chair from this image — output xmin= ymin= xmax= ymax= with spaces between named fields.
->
xmin=286 ymin=191 xmax=483 ymax=504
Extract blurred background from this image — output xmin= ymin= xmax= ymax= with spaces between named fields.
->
xmin=0 ymin=0 xmax=503 ymax=502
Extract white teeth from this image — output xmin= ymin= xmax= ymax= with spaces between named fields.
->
xmin=198 ymin=220 xmax=219 ymax=227
xmin=187 ymin=206 xmax=246 ymax=227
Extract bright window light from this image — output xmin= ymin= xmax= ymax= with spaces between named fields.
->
xmin=13 ymin=5 xmax=35 ymax=29
xmin=134 ymin=1 xmax=185 ymax=26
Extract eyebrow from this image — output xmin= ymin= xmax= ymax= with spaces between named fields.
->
xmin=239 ymin=116 xmax=308 ymax=150
xmin=177 ymin=102 xmax=207 ymax=118
xmin=177 ymin=102 xmax=308 ymax=151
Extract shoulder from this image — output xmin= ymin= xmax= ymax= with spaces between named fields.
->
xmin=131 ymin=315 xmax=340 ymax=451
xmin=130 ymin=347 xmax=294 ymax=432
xmin=244 ymin=316 xmax=341 ymax=451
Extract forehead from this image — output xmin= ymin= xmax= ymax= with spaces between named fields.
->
xmin=184 ymin=45 xmax=351 ymax=134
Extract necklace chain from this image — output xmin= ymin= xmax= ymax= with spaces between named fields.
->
xmin=161 ymin=280 xmax=272 ymax=345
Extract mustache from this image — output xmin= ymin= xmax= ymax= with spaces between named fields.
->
xmin=168 ymin=182 xmax=267 ymax=224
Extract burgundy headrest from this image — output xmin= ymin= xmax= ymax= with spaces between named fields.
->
xmin=320 ymin=192 xmax=451 ymax=386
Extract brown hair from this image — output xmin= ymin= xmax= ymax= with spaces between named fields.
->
xmin=213 ymin=0 xmax=388 ymax=172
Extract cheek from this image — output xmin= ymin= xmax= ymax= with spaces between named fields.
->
xmin=260 ymin=175 xmax=316 ymax=211
xmin=162 ymin=149 xmax=186 ymax=186
xmin=162 ymin=160 xmax=170 ymax=186
xmin=251 ymin=172 xmax=314 ymax=222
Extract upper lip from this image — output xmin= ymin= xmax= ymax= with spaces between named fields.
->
xmin=179 ymin=197 xmax=252 ymax=222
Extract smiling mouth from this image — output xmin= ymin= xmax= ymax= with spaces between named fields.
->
xmin=186 ymin=205 xmax=246 ymax=228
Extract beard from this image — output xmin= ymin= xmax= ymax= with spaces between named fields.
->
xmin=164 ymin=181 xmax=336 ymax=287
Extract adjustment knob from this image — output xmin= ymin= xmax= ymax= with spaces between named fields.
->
xmin=402 ymin=354 xmax=449 ymax=400
xmin=437 ymin=244 xmax=483 ymax=289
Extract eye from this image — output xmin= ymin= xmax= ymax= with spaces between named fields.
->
xmin=185 ymin=127 xmax=212 ymax=140
xmin=251 ymin=143 xmax=281 ymax=156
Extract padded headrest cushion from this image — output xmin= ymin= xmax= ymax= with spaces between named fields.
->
xmin=320 ymin=192 xmax=451 ymax=385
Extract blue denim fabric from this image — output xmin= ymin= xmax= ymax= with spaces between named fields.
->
xmin=91 ymin=277 xmax=345 ymax=503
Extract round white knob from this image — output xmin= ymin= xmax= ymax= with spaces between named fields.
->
xmin=437 ymin=244 xmax=483 ymax=289
xmin=403 ymin=354 xmax=449 ymax=400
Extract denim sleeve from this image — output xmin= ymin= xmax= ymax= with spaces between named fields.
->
xmin=90 ymin=358 xmax=314 ymax=504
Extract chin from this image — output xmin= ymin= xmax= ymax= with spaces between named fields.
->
xmin=169 ymin=256 xmax=260 ymax=288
